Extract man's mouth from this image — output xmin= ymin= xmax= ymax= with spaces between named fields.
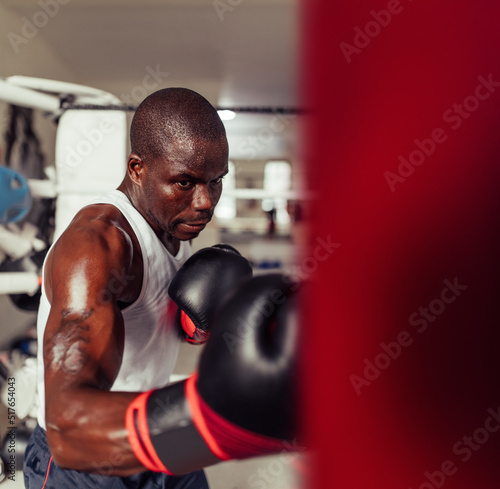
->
xmin=179 ymin=220 xmax=210 ymax=232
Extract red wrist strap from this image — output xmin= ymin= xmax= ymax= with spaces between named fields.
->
xmin=127 ymin=375 xmax=290 ymax=474
xmin=186 ymin=373 xmax=289 ymax=459
xmin=185 ymin=374 xmax=231 ymax=460
xmin=125 ymin=391 xmax=173 ymax=474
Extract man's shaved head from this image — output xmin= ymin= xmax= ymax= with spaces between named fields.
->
xmin=121 ymin=87 xmax=229 ymax=247
xmin=130 ymin=87 xmax=227 ymax=162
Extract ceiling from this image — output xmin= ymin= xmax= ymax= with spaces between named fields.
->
xmin=2 ymin=0 xmax=299 ymax=159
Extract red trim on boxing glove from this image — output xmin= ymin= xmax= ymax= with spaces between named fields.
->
xmin=125 ymin=391 xmax=174 ymax=474
xmin=186 ymin=373 xmax=289 ymax=460
xmin=185 ymin=374 xmax=231 ymax=460
xmin=181 ymin=311 xmax=196 ymax=338
xmin=181 ymin=311 xmax=209 ymax=344
xmin=127 ymin=375 xmax=290 ymax=474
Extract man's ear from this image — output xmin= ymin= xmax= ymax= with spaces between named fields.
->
xmin=127 ymin=154 xmax=145 ymax=185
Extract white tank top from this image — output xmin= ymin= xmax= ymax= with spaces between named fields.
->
xmin=36 ymin=190 xmax=191 ymax=429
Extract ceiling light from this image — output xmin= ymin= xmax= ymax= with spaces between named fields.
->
xmin=217 ymin=110 xmax=236 ymax=121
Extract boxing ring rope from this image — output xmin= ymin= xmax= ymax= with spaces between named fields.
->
xmin=0 ymin=76 xmax=306 ymax=296
xmin=59 ymin=103 xmax=305 ymax=115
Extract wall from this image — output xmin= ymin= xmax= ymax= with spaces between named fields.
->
xmin=0 ymin=4 xmax=82 ymax=169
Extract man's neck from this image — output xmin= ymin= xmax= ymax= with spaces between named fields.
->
xmin=117 ymin=182 xmax=180 ymax=256
xmin=156 ymin=231 xmax=181 ymax=256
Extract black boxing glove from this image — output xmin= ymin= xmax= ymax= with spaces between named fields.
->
xmin=168 ymin=244 xmax=252 ymax=344
xmin=126 ymin=274 xmax=300 ymax=475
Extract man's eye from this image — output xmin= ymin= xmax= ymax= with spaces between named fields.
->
xmin=178 ymin=181 xmax=192 ymax=188
xmin=212 ymin=177 xmax=223 ymax=184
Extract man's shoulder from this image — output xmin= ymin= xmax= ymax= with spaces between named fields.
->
xmin=43 ymin=203 xmax=140 ymax=303
xmin=55 ymin=203 xmax=133 ymax=260
xmin=74 ymin=202 xmax=127 ymax=226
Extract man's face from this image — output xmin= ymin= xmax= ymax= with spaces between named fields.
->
xmin=139 ymin=136 xmax=229 ymax=240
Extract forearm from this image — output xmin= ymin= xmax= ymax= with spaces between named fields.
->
xmin=46 ymin=387 xmax=143 ymax=476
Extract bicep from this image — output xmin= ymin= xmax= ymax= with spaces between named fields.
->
xmin=43 ymin=229 xmax=129 ymax=413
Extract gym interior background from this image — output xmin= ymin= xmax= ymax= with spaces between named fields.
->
xmin=0 ymin=1 xmax=306 ymax=487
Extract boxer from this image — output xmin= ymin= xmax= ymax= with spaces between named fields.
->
xmin=24 ymin=88 xmax=230 ymax=489
xmin=24 ymin=88 xmax=300 ymax=489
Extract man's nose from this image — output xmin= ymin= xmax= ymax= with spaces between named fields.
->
xmin=191 ymin=184 xmax=214 ymax=211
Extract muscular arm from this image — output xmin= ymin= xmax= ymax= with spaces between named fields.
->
xmin=43 ymin=207 xmax=145 ymax=475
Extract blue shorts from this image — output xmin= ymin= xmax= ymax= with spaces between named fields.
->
xmin=23 ymin=424 xmax=209 ymax=489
